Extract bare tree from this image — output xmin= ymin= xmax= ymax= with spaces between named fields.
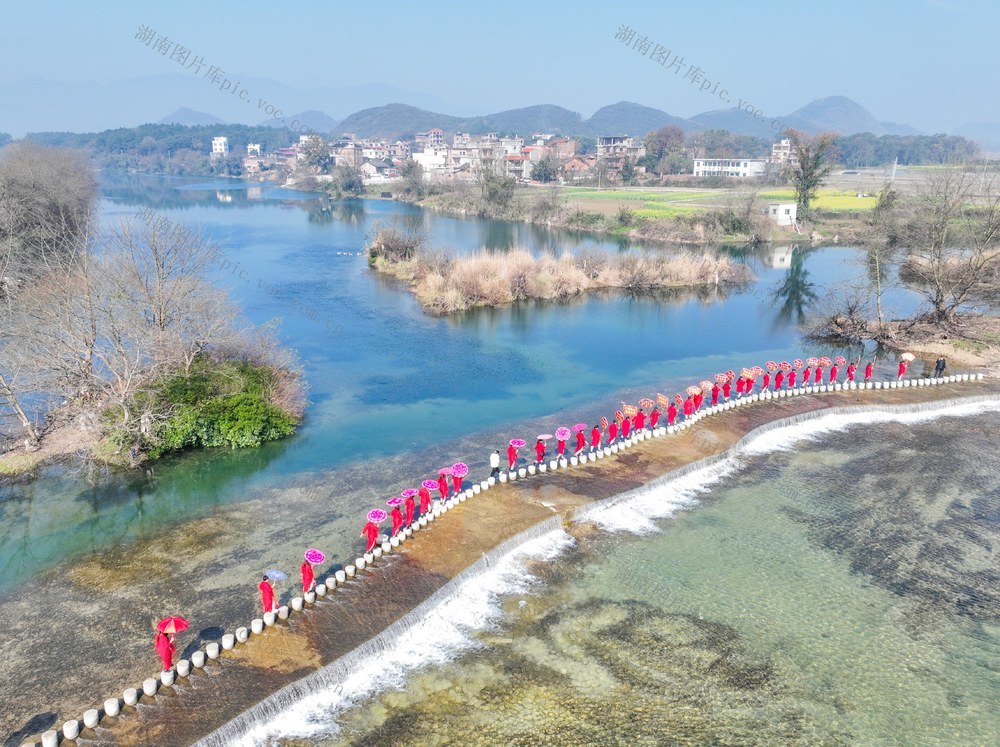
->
xmin=897 ymin=169 xmax=1000 ymax=322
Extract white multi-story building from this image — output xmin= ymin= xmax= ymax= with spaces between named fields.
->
xmin=693 ymin=158 xmax=768 ymax=178
xmin=771 ymin=138 xmax=798 ymax=166
xmin=246 ymin=143 xmax=261 ymax=157
xmin=211 ymin=136 xmax=229 ymax=158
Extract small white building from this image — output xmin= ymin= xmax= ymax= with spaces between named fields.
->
xmin=693 ymin=158 xmax=767 ymax=178
xmin=247 ymin=143 xmax=262 ymax=157
xmin=767 ymin=203 xmax=798 ymax=226
xmin=211 ymin=136 xmax=229 ymax=158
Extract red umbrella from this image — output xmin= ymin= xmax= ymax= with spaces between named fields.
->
xmin=835 ymin=356 xmax=847 ymax=366
xmin=726 ymin=369 xmax=735 ymax=378
xmin=686 ymin=385 xmax=701 ymax=396
xmin=157 ymin=616 xmax=189 ymax=635
xmin=793 ymin=359 xmax=804 ymax=369
xmin=615 ymin=410 xmax=624 ymax=421
xmin=638 ymin=397 xmax=655 ymax=409
xmin=714 ymin=373 xmax=728 ymax=384
xmin=765 ymin=361 xmax=778 ymax=371
xmin=778 ymin=361 xmax=792 ymax=371
xmin=600 ymin=416 xmax=609 ymax=429
xmin=674 ymin=394 xmax=683 ymax=404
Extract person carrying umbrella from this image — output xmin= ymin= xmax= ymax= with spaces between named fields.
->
xmin=828 ymin=362 xmax=839 ymax=383
xmin=534 ymin=438 xmax=546 ymax=465
xmin=259 ymin=575 xmax=278 ymax=614
xmin=574 ymin=428 xmax=586 ymax=456
xmin=865 ymin=358 xmax=874 ymax=382
xmin=436 ymin=471 xmax=450 ymax=500
xmin=590 ymin=424 xmax=602 ymax=453
xmin=897 ymin=359 xmax=908 ymax=380
xmin=735 ymin=376 xmax=745 ymax=399
xmin=682 ymin=395 xmax=694 ymax=420
xmin=154 ymin=629 xmax=176 ymax=672
xmin=390 ymin=504 xmax=404 ymax=536
xmin=556 ymin=435 xmax=567 ymax=461
xmin=775 ymin=370 xmax=784 ymax=389
xmin=404 ymin=492 xmax=416 ymax=527
xmin=418 ymin=485 xmax=432 ymax=516
xmin=846 ymin=360 xmax=857 ymax=383
xmin=762 ymin=371 xmax=771 ymax=391
xmin=607 ymin=418 xmax=618 ymax=444
xmin=621 ymin=415 xmax=631 ymax=440
xmin=722 ymin=377 xmax=732 ymax=401
xmin=301 ymin=558 xmax=316 ymax=595
xmin=507 ymin=442 xmax=518 ymax=471
xmin=667 ymin=401 xmax=678 ymax=426
xmin=711 ymin=382 xmax=720 ymax=405
xmin=650 ymin=406 xmax=660 ymax=430
xmin=361 ymin=519 xmax=380 ymax=553
xmin=801 ymin=365 xmax=811 ymax=386
xmin=694 ymin=390 xmax=704 ymax=411
xmin=635 ymin=409 xmax=646 ymax=432
xmin=787 ymin=368 xmax=797 ymax=388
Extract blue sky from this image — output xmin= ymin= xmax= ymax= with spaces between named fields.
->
xmin=1 ymin=0 xmax=997 ymax=132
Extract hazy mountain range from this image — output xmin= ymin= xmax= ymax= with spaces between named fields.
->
xmin=4 ymin=73 xmax=998 ymax=150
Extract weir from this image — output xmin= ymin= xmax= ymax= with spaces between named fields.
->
xmin=195 ymin=517 xmax=564 ymax=747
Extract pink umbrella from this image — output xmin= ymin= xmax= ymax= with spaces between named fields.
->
xmin=714 ymin=373 xmax=728 ymax=384
xmin=835 ymin=355 xmax=847 ymax=366
xmin=778 ymin=361 xmax=792 ymax=371
xmin=400 ymin=488 xmax=418 ymax=498
xmin=806 ymin=357 xmax=819 ymax=367
xmin=765 ymin=361 xmax=778 ymax=371
xmin=818 ymin=356 xmax=832 ymax=367
xmin=699 ymin=380 xmax=713 ymax=391
xmin=686 ymin=385 xmax=701 ymax=396
xmin=572 ymin=423 xmax=587 ymax=432
xmin=438 ymin=466 xmax=454 ymax=475
xmin=367 ymin=509 xmax=388 ymax=523
xmin=421 ymin=479 xmax=440 ymax=490
xmin=793 ymin=359 xmax=804 ymax=368
xmin=752 ymin=366 xmax=765 ymax=377
xmin=554 ymin=426 xmax=571 ymax=441
xmin=386 ymin=497 xmax=403 ymax=506
xmin=537 ymin=434 xmax=553 ymax=440
xmin=451 ymin=462 xmax=469 ymax=478
xmin=304 ymin=548 xmax=325 ymax=565
xmin=509 ymin=438 xmax=526 ymax=448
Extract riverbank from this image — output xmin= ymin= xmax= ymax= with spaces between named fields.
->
xmin=19 ymin=376 xmax=995 ymax=747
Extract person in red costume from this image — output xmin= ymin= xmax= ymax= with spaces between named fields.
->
xmin=828 ymin=363 xmax=839 ymax=383
xmin=745 ymin=376 xmax=755 ymax=396
xmin=259 ymin=575 xmax=277 ymax=613
xmin=390 ymin=505 xmax=403 ymax=536
xmin=897 ymin=360 xmax=907 ymax=380
xmin=634 ymin=409 xmax=646 ymax=431
xmin=507 ymin=443 xmax=518 ymax=471
xmin=788 ymin=369 xmax=797 ymax=388
xmin=735 ymin=377 xmax=745 ymax=398
xmin=557 ymin=436 xmax=567 ymax=460
xmin=437 ymin=472 xmax=450 ymax=500
xmin=361 ymin=520 xmax=380 ymax=553
xmin=534 ymin=438 xmax=546 ymax=465
xmin=451 ymin=472 xmax=463 ymax=493
xmin=774 ymin=370 xmax=784 ymax=389
xmin=801 ymin=367 xmax=811 ymax=386
xmin=404 ymin=494 xmax=416 ymax=527
xmin=711 ymin=383 xmax=720 ymax=405
xmin=154 ymin=630 xmax=176 ymax=671
xmin=621 ymin=416 xmax=631 ymax=440
xmin=418 ymin=486 xmax=431 ymax=516
xmin=846 ymin=362 xmax=857 ymax=382
xmin=650 ymin=407 xmax=660 ymax=429
xmin=590 ymin=424 xmax=602 ymax=452
xmin=694 ymin=391 xmax=703 ymax=411
xmin=608 ymin=419 xmax=619 ymax=443
xmin=682 ymin=396 xmax=694 ymax=419
xmin=301 ymin=559 xmax=315 ymax=594
xmin=574 ymin=428 xmax=586 ymax=455
xmin=722 ymin=379 xmax=732 ymax=401
xmin=813 ymin=366 xmax=823 ymax=384
xmin=762 ymin=372 xmax=771 ymax=391
xmin=667 ymin=402 xmax=678 ymax=425
xmin=865 ymin=360 xmax=874 ymax=381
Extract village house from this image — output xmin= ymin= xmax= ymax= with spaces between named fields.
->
xmin=693 ymin=157 xmax=769 ymax=178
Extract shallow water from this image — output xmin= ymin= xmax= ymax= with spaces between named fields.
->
xmin=269 ymin=409 xmax=1000 ymax=747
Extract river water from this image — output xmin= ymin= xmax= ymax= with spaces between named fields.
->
xmin=249 ymin=406 xmax=1000 ymax=747
xmin=0 ymin=175 xmax=945 ymax=742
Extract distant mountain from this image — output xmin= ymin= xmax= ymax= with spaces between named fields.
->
xmin=780 ymin=95 xmax=887 ymax=136
xmin=952 ymin=122 xmax=1000 ymax=152
xmin=584 ymin=101 xmax=698 ymax=136
xmin=464 ymin=104 xmax=584 ymax=135
xmin=158 ymin=107 xmax=225 ymax=126
xmin=258 ymin=109 xmax=340 ymax=133
xmin=688 ymin=107 xmax=774 ymax=138
xmin=336 ymin=104 xmax=464 ymax=139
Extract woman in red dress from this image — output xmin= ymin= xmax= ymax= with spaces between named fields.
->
xmin=722 ymin=379 xmax=732 ymax=401
xmin=507 ymin=443 xmax=518 ymax=471
xmin=301 ymin=559 xmax=315 ymax=594
xmin=361 ymin=520 xmax=380 ymax=552
xmin=608 ymin=420 xmax=618 ymax=443
xmin=590 ymin=424 xmax=602 ymax=452
xmin=621 ymin=416 xmax=631 ymax=440
xmin=574 ymin=428 xmax=586 ymax=455
xmin=667 ymin=403 xmax=677 ymax=425
xmin=534 ymin=438 xmax=546 ymax=465
xmin=846 ymin=362 xmax=857 ymax=382
xmin=788 ymin=369 xmax=797 ymax=388
xmin=390 ymin=505 xmax=404 ymax=536
xmin=774 ymin=370 xmax=784 ymax=390
xmin=897 ymin=360 xmax=907 ymax=380
xmin=865 ymin=360 xmax=874 ymax=381
xmin=682 ymin=396 xmax=694 ymax=419
xmin=650 ymin=407 xmax=660 ymax=429
xmin=154 ymin=631 xmax=176 ymax=671
xmin=259 ymin=575 xmax=277 ymax=613
xmin=735 ymin=377 xmax=745 ymax=398
xmin=404 ymin=494 xmax=416 ymax=527
xmin=634 ymin=409 xmax=646 ymax=431
xmin=437 ymin=472 xmax=449 ymax=500
xmin=711 ymin=383 xmax=720 ymax=405
xmin=418 ymin=486 xmax=432 ymax=516
xmin=557 ymin=437 xmax=567 ymax=460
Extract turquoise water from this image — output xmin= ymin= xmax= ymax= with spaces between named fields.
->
xmin=0 ymin=176 xmax=921 ymax=596
xmin=316 ymin=411 xmax=1000 ymax=746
